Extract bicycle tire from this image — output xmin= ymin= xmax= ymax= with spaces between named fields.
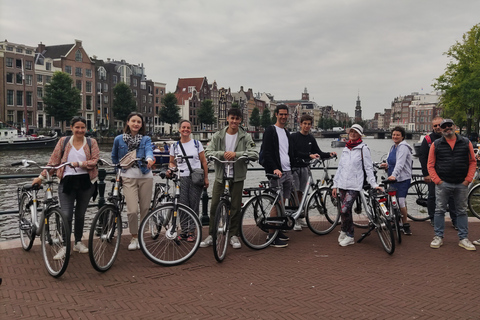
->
xmin=352 ymin=195 xmax=370 ymax=228
xmin=88 ymin=204 xmax=122 ymax=272
xmin=406 ymin=180 xmax=429 ymax=221
xmin=467 ymin=184 xmax=480 ymax=219
xmin=240 ymin=194 xmax=279 ymax=250
xmin=18 ymin=193 xmax=36 ymax=251
xmin=306 ymin=187 xmax=340 ymax=235
xmin=138 ymin=203 xmax=201 ymax=266
xmin=392 ymin=206 xmax=402 ymax=244
xmin=374 ymin=205 xmax=395 ymax=255
xmin=41 ymin=207 xmax=71 ymax=278
xmin=213 ymin=200 xmax=230 ymax=262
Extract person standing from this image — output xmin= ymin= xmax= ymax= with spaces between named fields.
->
xmin=168 ymin=120 xmax=209 ymax=242
xmin=418 ymin=116 xmax=457 ymax=228
xmin=427 ymin=119 xmax=476 ymax=250
xmin=200 ymin=108 xmax=258 ymax=249
xmin=380 ymin=126 xmax=413 ymax=235
xmin=332 ymin=124 xmax=380 ymax=247
xmin=33 ymin=116 xmax=99 ymax=259
xmin=290 ymin=114 xmax=336 ymax=231
xmin=261 ymin=104 xmax=294 ymax=247
xmin=112 ymin=112 xmax=155 ymax=251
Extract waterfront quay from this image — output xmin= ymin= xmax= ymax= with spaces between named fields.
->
xmin=1 ymin=220 xmax=480 ymax=319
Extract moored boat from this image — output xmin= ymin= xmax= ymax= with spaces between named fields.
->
xmin=0 ymin=127 xmax=58 ymax=150
xmin=152 ymin=140 xmax=176 ymax=165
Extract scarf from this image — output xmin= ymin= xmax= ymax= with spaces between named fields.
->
xmin=346 ymin=138 xmax=363 ymax=150
xmin=123 ymin=133 xmax=143 ymax=152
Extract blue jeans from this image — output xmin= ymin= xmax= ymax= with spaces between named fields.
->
xmin=434 ymin=182 xmax=468 ymax=240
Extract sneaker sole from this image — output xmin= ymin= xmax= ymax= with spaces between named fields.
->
xmin=270 ymin=244 xmax=288 ymax=248
xmin=459 ymin=244 xmax=477 ymax=251
xmin=339 ymin=242 xmax=355 ymax=247
xmin=430 ymin=244 xmax=442 ymax=249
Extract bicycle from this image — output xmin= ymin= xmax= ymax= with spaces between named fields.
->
xmin=380 ymin=179 xmax=402 ymax=244
xmin=88 ymin=158 xmax=131 ymax=272
xmin=12 ymin=159 xmax=72 ymax=278
xmin=138 ymin=155 xmax=202 ymax=266
xmin=240 ymin=159 xmax=339 ymax=250
xmin=405 ymin=174 xmax=429 ymax=221
xmin=467 ymin=156 xmax=480 ymax=219
xmin=208 ymin=155 xmax=252 ymax=262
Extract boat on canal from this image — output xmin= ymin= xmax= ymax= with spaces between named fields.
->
xmin=152 ymin=140 xmax=176 ymax=164
xmin=0 ymin=127 xmax=58 ymax=150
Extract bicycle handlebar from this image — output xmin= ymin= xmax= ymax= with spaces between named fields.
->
xmin=208 ymin=155 xmax=253 ymax=164
xmin=12 ymin=159 xmax=75 ymax=171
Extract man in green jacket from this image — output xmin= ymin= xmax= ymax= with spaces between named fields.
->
xmin=201 ymin=108 xmax=259 ymax=249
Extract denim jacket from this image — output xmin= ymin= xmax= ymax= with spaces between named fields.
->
xmin=111 ymin=135 xmax=154 ymax=174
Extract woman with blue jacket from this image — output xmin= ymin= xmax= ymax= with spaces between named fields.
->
xmin=112 ymin=112 xmax=155 ymax=251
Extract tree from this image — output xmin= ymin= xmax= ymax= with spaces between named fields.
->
xmin=43 ymin=71 xmax=81 ymax=129
xmin=160 ymin=93 xmax=181 ymax=135
xmin=198 ymin=99 xmax=216 ymax=130
xmin=261 ymin=108 xmax=273 ymax=128
xmin=112 ymin=82 xmax=137 ymax=123
xmin=433 ymin=23 xmax=480 ymax=136
xmin=318 ymin=117 xmax=337 ymax=130
xmin=249 ymin=107 xmax=261 ymax=130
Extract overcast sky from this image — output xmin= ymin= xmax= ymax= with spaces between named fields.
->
xmin=1 ymin=0 xmax=479 ymax=119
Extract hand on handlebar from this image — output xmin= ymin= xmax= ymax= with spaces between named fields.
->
xmin=273 ymin=169 xmax=282 ymax=178
xmin=224 ymin=151 xmax=236 ymax=161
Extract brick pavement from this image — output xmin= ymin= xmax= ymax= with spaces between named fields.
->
xmin=1 ymin=221 xmax=480 ymax=319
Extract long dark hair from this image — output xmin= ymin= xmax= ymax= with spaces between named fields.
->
xmin=124 ymin=112 xmax=146 ymax=135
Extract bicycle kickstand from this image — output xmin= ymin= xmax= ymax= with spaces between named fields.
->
xmin=356 ymin=224 xmax=375 ymax=243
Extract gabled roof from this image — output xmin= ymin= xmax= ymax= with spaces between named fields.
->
xmin=42 ymin=44 xmax=74 ymax=59
xmin=175 ymin=77 xmax=206 ymax=104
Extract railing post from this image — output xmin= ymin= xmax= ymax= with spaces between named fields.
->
xmin=201 ymin=187 xmax=210 ymax=226
xmin=97 ymin=168 xmax=106 ymax=208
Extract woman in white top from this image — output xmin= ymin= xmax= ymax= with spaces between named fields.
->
xmin=32 ymin=116 xmax=100 ymax=258
xmin=167 ymin=120 xmax=209 ymax=242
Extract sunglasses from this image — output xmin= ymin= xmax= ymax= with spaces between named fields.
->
xmin=433 ymin=124 xmax=440 ymax=127
xmin=441 ymin=123 xmax=453 ymax=129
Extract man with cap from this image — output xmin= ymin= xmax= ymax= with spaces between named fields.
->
xmin=427 ymin=119 xmax=477 ymax=250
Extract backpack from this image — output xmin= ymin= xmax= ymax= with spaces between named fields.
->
xmin=424 ymin=134 xmax=432 ymax=147
xmin=61 ymin=136 xmax=92 ymax=158
xmin=259 ymin=144 xmax=265 ymax=167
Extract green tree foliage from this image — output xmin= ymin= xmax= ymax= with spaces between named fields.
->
xmin=249 ymin=107 xmax=261 ymax=129
xmin=261 ymin=108 xmax=273 ymax=128
xmin=318 ymin=117 xmax=337 ymax=130
xmin=160 ymin=93 xmax=181 ymax=135
xmin=112 ymin=82 xmax=136 ymax=122
xmin=433 ymin=23 xmax=480 ymax=135
xmin=198 ymin=99 xmax=216 ymax=130
xmin=43 ymin=71 xmax=81 ymax=125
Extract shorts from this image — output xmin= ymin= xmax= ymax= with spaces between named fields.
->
xmin=293 ymin=167 xmax=310 ymax=192
xmin=270 ymin=171 xmax=294 ymax=200
xmin=394 ymin=179 xmax=410 ymax=199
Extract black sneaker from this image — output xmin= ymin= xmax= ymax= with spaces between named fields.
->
xmin=402 ymin=223 xmax=412 ymax=235
xmin=270 ymin=237 xmax=288 ymax=248
xmin=277 ymin=231 xmax=289 ymax=241
xmin=452 ymin=221 xmax=458 ymax=230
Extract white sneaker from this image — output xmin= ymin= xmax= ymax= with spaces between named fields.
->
xmin=53 ymin=247 xmax=67 ymax=260
xmin=459 ymin=238 xmax=476 ymax=251
xmin=338 ymin=231 xmax=347 ymax=243
xmin=472 ymin=239 xmax=480 ymax=246
xmin=200 ymin=235 xmax=213 ymax=247
xmin=298 ymin=218 xmax=308 ymax=228
xmin=230 ymin=235 xmax=241 ymax=249
xmin=339 ymin=236 xmax=355 ymax=247
xmin=293 ymin=220 xmax=302 ymax=231
xmin=128 ymin=238 xmax=139 ymax=250
xmin=73 ymin=241 xmax=88 ymax=253
xmin=430 ymin=236 xmax=443 ymax=249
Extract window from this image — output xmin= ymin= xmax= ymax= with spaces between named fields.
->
xmin=133 ymin=79 xmax=138 ymax=87
xmin=17 ymin=91 xmax=23 ymax=106
xmin=46 ymin=62 xmax=51 ymax=71
xmin=16 ymin=48 xmax=23 ymax=53
xmin=113 ymin=75 xmax=117 ymax=84
xmin=46 ymin=76 xmax=52 ymax=83
xmin=37 ymin=74 xmax=43 ymax=84
xmin=86 ymin=69 xmax=92 ymax=78
xmin=143 ymin=95 xmax=146 ymax=103
xmin=75 ymin=49 xmax=82 ymax=62
xmin=26 ymin=92 xmax=33 ymax=107
xmin=97 ymin=82 xmax=102 ymax=92
xmin=141 ymin=82 xmax=146 ymax=90
xmin=37 ymin=87 xmax=43 ymax=98
xmin=7 ymin=110 xmax=14 ymax=123
xmin=98 ymin=67 xmax=106 ymax=80
xmin=26 ymin=75 xmax=33 ymax=86
xmin=86 ymin=96 xmax=92 ymax=110
xmin=16 ymin=59 xmax=22 ymax=68
xmin=26 ymin=49 xmax=32 ymax=55
xmin=6 ymin=46 xmax=13 ymax=51
xmin=133 ymin=89 xmax=137 ymax=97
xmin=65 ymin=66 xmax=72 ymax=74
xmin=86 ymin=81 xmax=92 ymax=93
xmin=148 ymin=96 xmax=152 ymax=103
xmin=103 ymin=83 xmax=108 ymax=92
xmin=6 ymin=57 xmax=13 ymax=67
xmin=76 ymin=80 xmax=82 ymax=91
xmin=155 ymin=97 xmax=159 ymax=103
xmin=6 ymin=73 xmax=13 ymax=83
xmin=25 ymin=61 xmax=33 ymax=70
xmin=103 ymin=95 xmax=108 ymax=104
xmin=16 ymin=73 xmax=22 ymax=84
xmin=37 ymin=102 xmax=43 ymax=110
xmin=75 ymin=67 xmax=82 ymax=77
xmin=7 ymin=90 xmax=14 ymax=105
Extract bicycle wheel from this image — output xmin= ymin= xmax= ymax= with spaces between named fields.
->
xmin=352 ymin=195 xmax=370 ymax=228
xmin=213 ymin=200 xmax=230 ymax=262
xmin=18 ymin=193 xmax=36 ymax=251
xmin=306 ymin=187 xmax=340 ymax=235
xmin=41 ymin=207 xmax=71 ymax=278
xmin=88 ymin=204 xmax=121 ymax=272
xmin=468 ymin=184 xmax=480 ymax=219
xmin=374 ymin=205 xmax=395 ymax=255
xmin=151 ymin=183 xmax=170 ymax=210
xmin=406 ymin=181 xmax=429 ymax=221
xmin=240 ymin=194 xmax=279 ymax=250
xmin=392 ymin=206 xmax=402 ymax=244
xmin=139 ymin=203 xmax=201 ymax=266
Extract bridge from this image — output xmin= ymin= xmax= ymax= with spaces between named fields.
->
xmin=317 ymin=130 xmax=422 ymax=140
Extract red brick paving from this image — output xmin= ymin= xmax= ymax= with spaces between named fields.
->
xmin=1 ymin=221 xmax=480 ymax=319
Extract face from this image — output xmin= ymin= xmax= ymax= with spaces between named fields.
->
xmin=127 ymin=115 xmax=143 ymax=135
xmin=442 ymin=122 xmax=454 ymax=137
xmin=227 ymin=115 xmax=242 ymax=131
xmin=432 ymin=118 xmax=442 ymax=134
xmin=179 ymin=121 xmax=192 ymax=137
xmin=300 ymin=120 xmax=312 ymax=134
xmin=349 ymin=129 xmax=361 ymax=141
xmin=71 ymin=121 xmax=86 ymax=138
xmin=276 ymin=109 xmax=288 ymax=126
xmin=392 ymin=130 xmax=403 ymax=144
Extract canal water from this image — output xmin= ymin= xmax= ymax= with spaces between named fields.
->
xmin=0 ymin=138 xmax=420 ymax=241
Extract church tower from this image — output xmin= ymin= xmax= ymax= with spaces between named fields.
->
xmin=301 ymin=87 xmax=309 ymax=101
xmin=355 ymin=92 xmax=362 ymax=123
